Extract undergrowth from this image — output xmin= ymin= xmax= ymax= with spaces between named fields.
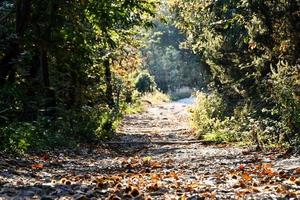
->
xmin=141 ymin=90 xmax=170 ymax=105
xmin=189 ymin=91 xmax=297 ymax=148
xmin=0 ymin=89 xmax=171 ymax=154
xmin=0 ymin=105 xmax=121 ymax=154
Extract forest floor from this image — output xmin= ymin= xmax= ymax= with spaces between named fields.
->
xmin=1 ymin=98 xmax=300 ymax=200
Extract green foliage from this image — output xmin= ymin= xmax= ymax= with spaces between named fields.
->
xmin=0 ymin=0 xmax=159 ymax=153
xmin=0 ymin=105 xmax=124 ymax=153
xmin=171 ymin=0 xmax=300 ymax=146
xmin=189 ymin=92 xmax=225 ymax=137
xmin=0 ymin=123 xmax=37 ymax=154
xmin=135 ymin=71 xmax=156 ymax=94
xmin=141 ymin=6 xmax=206 ymax=93
xmin=270 ymin=61 xmax=300 ymax=144
xmin=190 ymin=92 xmax=287 ymax=145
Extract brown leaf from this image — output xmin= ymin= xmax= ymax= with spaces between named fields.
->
xmin=31 ymin=163 xmax=44 ymax=169
xmin=150 ymin=160 xmax=162 ymax=169
xmin=295 ymin=178 xmax=300 ymax=186
xmin=262 ymin=163 xmax=272 ymax=170
xmin=147 ymin=183 xmax=160 ymax=191
xmin=251 ymin=187 xmax=260 ymax=193
xmin=130 ymin=187 xmax=140 ymax=197
xmin=41 ymin=153 xmax=49 ymax=161
xmin=290 ymin=176 xmax=296 ymax=182
xmin=169 ymin=171 xmax=179 ymax=180
xmin=239 ymin=180 xmax=247 ymax=188
xmin=294 ymin=167 xmax=300 ymax=175
xmin=108 ymin=195 xmax=121 ymax=200
xmin=255 ymin=165 xmax=261 ymax=170
xmin=124 ymin=186 xmax=132 ymax=194
xmin=151 ymin=173 xmax=160 ymax=181
xmin=238 ymin=164 xmax=245 ymax=171
xmin=242 ymin=172 xmax=252 ymax=182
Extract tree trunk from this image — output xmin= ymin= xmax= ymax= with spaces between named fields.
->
xmin=22 ymin=50 xmax=40 ymax=121
xmin=0 ymin=0 xmax=31 ymax=85
xmin=40 ymin=49 xmax=50 ymax=88
xmin=104 ymin=59 xmax=115 ymax=109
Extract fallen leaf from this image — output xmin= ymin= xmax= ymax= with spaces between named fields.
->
xmin=143 ymin=156 xmax=152 ymax=162
xmin=31 ymin=163 xmax=44 ymax=169
xmin=242 ymin=172 xmax=252 ymax=182
xmin=151 ymin=173 xmax=160 ymax=181
xmin=181 ymin=194 xmax=187 ymax=200
xmin=262 ymin=163 xmax=272 ymax=170
xmin=130 ymin=187 xmax=140 ymax=197
xmin=41 ymin=153 xmax=49 ymax=161
xmin=295 ymin=178 xmax=300 ymax=186
xmin=238 ymin=164 xmax=245 ymax=171
xmin=294 ymin=167 xmax=300 ymax=175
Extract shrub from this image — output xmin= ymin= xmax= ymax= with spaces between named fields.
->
xmin=135 ymin=71 xmax=156 ymax=94
xmin=141 ymin=90 xmax=170 ymax=105
xmin=189 ymin=91 xmax=292 ymax=146
xmin=0 ymin=123 xmax=39 ymax=154
xmin=189 ymin=91 xmax=225 ymax=137
xmin=0 ymin=105 xmax=123 ymax=154
xmin=270 ymin=61 xmax=300 ymax=145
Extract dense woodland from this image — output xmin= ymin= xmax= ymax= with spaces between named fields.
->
xmin=1 ymin=0 xmax=300 ymax=153
xmin=0 ymin=0 xmax=159 ymax=153
xmin=170 ymin=0 xmax=300 ymax=147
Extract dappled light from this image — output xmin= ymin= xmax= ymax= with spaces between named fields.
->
xmin=1 ymin=0 xmax=300 ymax=199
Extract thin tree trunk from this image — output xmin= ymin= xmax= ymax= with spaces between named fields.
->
xmin=40 ymin=49 xmax=50 ymax=88
xmin=104 ymin=59 xmax=115 ymax=109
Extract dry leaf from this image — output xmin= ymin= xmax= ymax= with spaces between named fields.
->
xmin=262 ymin=163 xmax=272 ymax=170
xmin=143 ymin=156 xmax=152 ymax=162
xmin=31 ymin=163 xmax=44 ymax=169
xmin=238 ymin=164 xmax=245 ymax=171
xmin=242 ymin=172 xmax=252 ymax=182
xmin=130 ymin=187 xmax=140 ymax=197
xmin=294 ymin=167 xmax=300 ymax=175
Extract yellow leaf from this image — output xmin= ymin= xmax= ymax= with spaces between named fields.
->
xmin=143 ymin=156 xmax=152 ymax=162
xmin=181 ymin=194 xmax=187 ymax=200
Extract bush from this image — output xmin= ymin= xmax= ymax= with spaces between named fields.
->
xmin=270 ymin=61 xmax=300 ymax=145
xmin=0 ymin=105 xmax=123 ymax=154
xmin=190 ymin=92 xmax=253 ymax=143
xmin=135 ymin=71 xmax=156 ymax=94
xmin=189 ymin=91 xmax=292 ymax=146
xmin=0 ymin=123 xmax=40 ymax=154
xmin=189 ymin=92 xmax=225 ymax=137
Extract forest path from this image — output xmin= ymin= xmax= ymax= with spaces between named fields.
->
xmin=104 ymin=98 xmax=300 ymax=199
xmin=1 ymin=99 xmax=300 ymax=199
xmin=109 ymin=98 xmax=197 ymax=153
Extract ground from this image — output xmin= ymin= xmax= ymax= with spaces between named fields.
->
xmin=1 ymin=98 xmax=300 ymax=199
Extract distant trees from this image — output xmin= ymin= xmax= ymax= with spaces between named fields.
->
xmin=141 ymin=10 xmax=206 ymax=93
xmin=170 ymin=0 xmax=300 ymax=145
xmin=0 ymin=0 xmax=158 ymax=152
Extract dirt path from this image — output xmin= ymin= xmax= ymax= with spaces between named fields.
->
xmin=1 ymin=99 xmax=300 ymax=199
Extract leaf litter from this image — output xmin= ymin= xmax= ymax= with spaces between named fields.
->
xmin=0 ymin=98 xmax=300 ymax=199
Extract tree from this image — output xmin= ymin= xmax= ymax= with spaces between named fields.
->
xmin=0 ymin=0 xmax=158 ymax=152
xmin=141 ymin=3 xmax=206 ymax=93
xmin=170 ymin=0 xmax=300 ymax=144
